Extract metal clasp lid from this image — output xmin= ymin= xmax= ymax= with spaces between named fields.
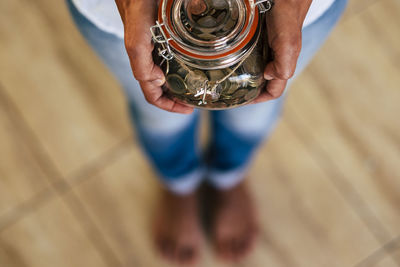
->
xmin=255 ymin=0 xmax=274 ymax=13
xmin=150 ymin=21 xmax=174 ymax=60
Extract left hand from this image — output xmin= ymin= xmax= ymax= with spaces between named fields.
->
xmin=252 ymin=0 xmax=312 ymax=104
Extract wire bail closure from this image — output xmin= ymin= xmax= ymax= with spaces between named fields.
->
xmin=255 ymin=0 xmax=274 ymax=13
xmin=150 ymin=21 xmax=174 ymax=60
xmin=150 ymin=0 xmax=273 ymax=61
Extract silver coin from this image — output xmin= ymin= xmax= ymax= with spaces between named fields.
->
xmin=210 ymin=83 xmax=222 ymax=100
xmin=198 ymin=32 xmax=217 ymax=40
xmin=216 ymin=11 xmax=227 ymax=24
xmin=221 ymin=68 xmax=239 ymax=94
xmin=222 ymin=18 xmax=236 ymax=31
xmin=212 ymin=0 xmax=228 ymax=9
xmin=185 ymin=70 xmax=208 ymax=94
xmin=231 ymin=5 xmax=239 ymax=20
xmin=243 ymin=53 xmax=263 ymax=75
xmin=206 ymin=69 xmax=224 ymax=81
xmin=248 ymin=75 xmax=264 ymax=87
xmin=177 ymin=66 xmax=189 ymax=78
xmin=231 ymin=88 xmax=248 ymax=99
xmin=197 ymin=15 xmax=217 ymax=28
xmin=244 ymin=88 xmax=259 ymax=101
xmin=166 ymin=74 xmax=187 ymax=94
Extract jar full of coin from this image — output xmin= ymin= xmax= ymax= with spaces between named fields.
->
xmin=150 ymin=0 xmax=273 ymax=109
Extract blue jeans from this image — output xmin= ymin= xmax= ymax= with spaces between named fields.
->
xmin=66 ymin=0 xmax=347 ymax=194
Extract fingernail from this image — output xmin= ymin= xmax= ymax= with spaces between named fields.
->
xmin=153 ymin=78 xmax=165 ymax=86
xmin=264 ymin=74 xmax=273 ymax=80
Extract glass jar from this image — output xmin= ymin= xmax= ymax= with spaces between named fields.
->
xmin=150 ymin=0 xmax=273 ymax=109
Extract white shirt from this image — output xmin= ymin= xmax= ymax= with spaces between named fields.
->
xmin=72 ymin=0 xmax=335 ymax=39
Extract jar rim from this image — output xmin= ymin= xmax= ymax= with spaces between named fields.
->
xmin=157 ymin=0 xmax=261 ymax=61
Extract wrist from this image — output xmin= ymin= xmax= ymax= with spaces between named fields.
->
xmin=115 ymin=0 xmax=158 ymax=23
xmin=274 ymin=0 xmax=312 ymax=23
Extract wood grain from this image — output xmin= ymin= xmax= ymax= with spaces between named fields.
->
xmin=1 ymin=0 xmax=400 ymax=266
xmin=286 ymin=0 xmax=400 ymax=242
xmin=0 ymin=198 xmax=108 ymax=267
xmin=0 ymin=0 xmax=131 ymax=177
xmin=251 ymin=121 xmax=383 ymax=267
xmin=0 ymin=90 xmax=50 ymax=219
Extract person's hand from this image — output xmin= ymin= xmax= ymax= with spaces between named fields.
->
xmin=252 ymin=0 xmax=312 ymax=104
xmin=115 ymin=0 xmax=194 ymax=114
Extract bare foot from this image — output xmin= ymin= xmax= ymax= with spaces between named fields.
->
xmin=211 ymin=181 xmax=259 ymax=262
xmin=153 ymin=189 xmax=203 ymax=265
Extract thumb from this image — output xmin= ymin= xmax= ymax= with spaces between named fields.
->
xmin=150 ymin=64 xmax=166 ymax=86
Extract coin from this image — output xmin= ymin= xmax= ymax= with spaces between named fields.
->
xmin=222 ymin=18 xmax=236 ymax=31
xmin=177 ymin=66 xmax=189 ymax=78
xmin=185 ymin=70 xmax=208 ymax=94
xmin=216 ymin=11 xmax=227 ymax=24
xmin=243 ymin=53 xmax=263 ymax=75
xmin=198 ymin=32 xmax=217 ymax=40
xmin=209 ymin=82 xmax=222 ymax=100
xmin=197 ymin=15 xmax=217 ymax=28
xmin=248 ymin=74 xmax=264 ymax=87
xmin=244 ymin=88 xmax=259 ymax=101
xmin=212 ymin=0 xmax=228 ymax=9
xmin=220 ymin=68 xmax=239 ymax=94
xmin=166 ymin=74 xmax=187 ymax=94
xmin=231 ymin=5 xmax=239 ymax=20
xmin=231 ymin=88 xmax=248 ymax=99
xmin=187 ymin=0 xmax=208 ymax=16
xmin=207 ymin=69 xmax=224 ymax=81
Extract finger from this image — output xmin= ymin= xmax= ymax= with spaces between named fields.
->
xmin=140 ymin=81 xmax=194 ymax=114
xmin=126 ymin=41 xmax=165 ymax=82
xmin=264 ymin=34 xmax=301 ymax=80
xmin=122 ymin=1 xmax=162 ymax=81
xmin=251 ymin=79 xmax=287 ymax=104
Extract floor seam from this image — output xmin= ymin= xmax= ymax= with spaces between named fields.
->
xmin=284 ymin=104 xmax=397 ymax=266
xmin=0 ymin=82 xmax=125 ymax=267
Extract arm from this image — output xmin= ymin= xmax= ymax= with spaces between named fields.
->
xmin=253 ymin=0 xmax=313 ymax=103
xmin=115 ymin=0 xmax=194 ymax=114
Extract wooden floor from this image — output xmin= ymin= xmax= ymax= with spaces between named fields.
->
xmin=0 ymin=0 xmax=399 ymax=266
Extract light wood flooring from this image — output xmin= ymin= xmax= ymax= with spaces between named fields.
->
xmin=0 ymin=0 xmax=399 ymax=266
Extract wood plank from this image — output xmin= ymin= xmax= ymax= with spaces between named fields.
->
xmin=70 ymin=144 xmax=288 ymax=267
xmin=69 ymin=120 xmax=383 ymax=267
xmin=284 ymin=0 xmax=400 ymax=242
xmin=374 ymin=257 xmax=399 ymax=267
xmin=0 ymin=0 xmax=131 ymax=177
xmin=343 ymin=0 xmax=381 ymax=20
xmin=0 ymin=90 xmax=50 ymax=219
xmin=249 ymin=120 xmax=383 ymax=267
xmin=0 ymin=197 xmax=108 ymax=267
xmin=68 ymin=146 xmax=175 ymax=267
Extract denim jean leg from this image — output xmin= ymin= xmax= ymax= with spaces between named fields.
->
xmin=207 ymin=98 xmax=285 ymax=189
xmin=206 ymin=0 xmax=348 ymax=189
xmin=66 ymin=0 xmax=205 ymax=194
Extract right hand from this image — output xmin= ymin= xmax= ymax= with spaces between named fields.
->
xmin=115 ymin=0 xmax=194 ymax=114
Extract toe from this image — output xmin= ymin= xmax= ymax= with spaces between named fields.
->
xmin=232 ymin=237 xmax=247 ymax=256
xmin=177 ymin=244 xmax=197 ymax=265
xmin=217 ymin=239 xmax=235 ymax=261
xmin=158 ymin=237 xmax=176 ymax=260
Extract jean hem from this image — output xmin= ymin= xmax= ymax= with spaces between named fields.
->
xmin=161 ymin=166 xmax=206 ymax=195
xmin=206 ymin=165 xmax=249 ymax=190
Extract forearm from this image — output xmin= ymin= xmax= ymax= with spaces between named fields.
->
xmin=115 ymin=0 xmax=158 ymax=24
xmin=272 ymin=0 xmax=313 ymax=27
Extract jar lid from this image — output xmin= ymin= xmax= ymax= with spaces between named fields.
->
xmin=157 ymin=0 xmax=260 ymax=60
